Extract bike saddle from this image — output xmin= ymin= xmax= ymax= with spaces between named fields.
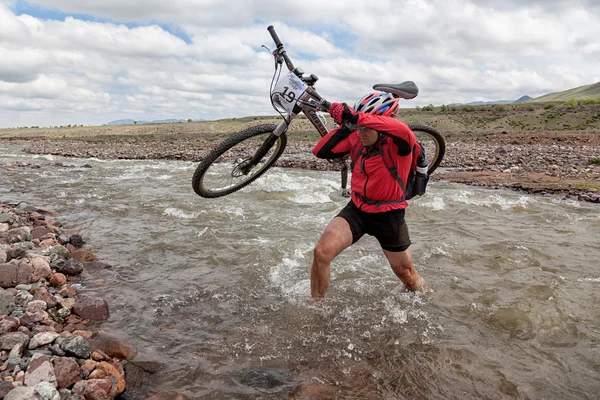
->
xmin=373 ymin=81 xmax=419 ymax=100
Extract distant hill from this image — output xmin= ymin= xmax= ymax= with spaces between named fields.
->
xmin=457 ymin=95 xmax=531 ymax=106
xmin=532 ymin=81 xmax=600 ymax=102
xmin=107 ymin=118 xmax=208 ymax=125
xmin=514 ymin=95 xmax=533 ymax=103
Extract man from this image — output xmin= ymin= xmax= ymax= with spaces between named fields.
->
xmin=310 ymin=91 xmax=424 ymax=298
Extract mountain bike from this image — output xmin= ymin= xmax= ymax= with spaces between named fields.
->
xmin=192 ymin=26 xmax=445 ymax=198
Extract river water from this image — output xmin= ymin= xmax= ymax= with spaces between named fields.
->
xmin=1 ymin=143 xmax=599 ymax=399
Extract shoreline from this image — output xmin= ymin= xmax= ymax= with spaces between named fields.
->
xmin=0 ymin=202 xmax=164 ymax=399
xmin=3 ymin=133 xmax=600 ymax=203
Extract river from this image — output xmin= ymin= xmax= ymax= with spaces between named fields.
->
xmin=1 ymin=144 xmax=599 ymax=399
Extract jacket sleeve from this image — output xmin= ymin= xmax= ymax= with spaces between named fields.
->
xmin=312 ymin=125 xmax=353 ymax=159
xmin=357 ymin=113 xmax=415 ymax=142
xmin=357 ymin=113 xmax=416 ymax=156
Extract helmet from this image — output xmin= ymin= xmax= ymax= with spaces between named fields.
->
xmin=354 ymin=91 xmax=399 ymax=118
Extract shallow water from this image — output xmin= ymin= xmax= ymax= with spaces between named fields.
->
xmin=2 ymin=144 xmax=600 ymax=399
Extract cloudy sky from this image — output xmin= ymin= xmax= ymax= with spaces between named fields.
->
xmin=1 ymin=0 xmax=599 ymax=128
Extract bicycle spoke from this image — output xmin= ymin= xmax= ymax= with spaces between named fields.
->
xmin=201 ymin=136 xmax=283 ymax=193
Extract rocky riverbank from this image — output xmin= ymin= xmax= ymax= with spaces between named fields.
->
xmin=15 ymin=130 xmax=600 ymax=203
xmin=0 ymin=203 xmax=169 ymax=400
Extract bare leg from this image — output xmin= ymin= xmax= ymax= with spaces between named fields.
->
xmin=311 ymin=217 xmax=353 ymax=298
xmin=383 ymin=247 xmax=423 ymax=291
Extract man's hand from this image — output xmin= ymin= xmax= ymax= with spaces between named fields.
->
xmin=329 ymin=103 xmax=359 ymax=125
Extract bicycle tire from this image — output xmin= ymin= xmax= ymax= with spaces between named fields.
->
xmin=407 ymin=123 xmax=446 ymax=175
xmin=191 ymin=124 xmax=286 ymax=198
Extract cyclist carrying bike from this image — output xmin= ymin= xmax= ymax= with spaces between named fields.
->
xmin=311 ymin=92 xmax=425 ymax=298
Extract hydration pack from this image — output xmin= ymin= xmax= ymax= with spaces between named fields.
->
xmin=351 ymin=138 xmax=429 ymax=204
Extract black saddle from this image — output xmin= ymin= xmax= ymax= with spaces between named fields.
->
xmin=373 ymin=81 xmax=419 ymax=100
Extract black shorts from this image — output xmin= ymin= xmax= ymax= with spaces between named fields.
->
xmin=336 ymin=201 xmax=411 ymax=252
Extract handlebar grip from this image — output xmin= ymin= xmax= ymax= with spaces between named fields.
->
xmin=267 ymin=25 xmax=283 ymax=47
xmin=321 ymin=100 xmax=331 ymax=112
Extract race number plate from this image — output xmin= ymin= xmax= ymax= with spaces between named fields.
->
xmin=272 ymin=72 xmax=308 ymax=114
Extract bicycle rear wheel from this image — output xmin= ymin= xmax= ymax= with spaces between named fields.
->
xmin=191 ymin=124 xmax=287 ymax=198
xmin=407 ymin=123 xmax=446 ymax=175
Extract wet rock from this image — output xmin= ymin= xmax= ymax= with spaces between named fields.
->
xmin=70 ymin=249 xmax=96 ymax=263
xmin=122 ymin=357 xmax=165 ymax=395
xmin=47 ymin=245 xmax=71 ymax=260
xmin=96 ymin=361 xmax=126 ymax=394
xmin=57 ymin=235 xmax=70 ymax=246
xmin=73 ymin=295 xmax=109 ymax=321
xmin=236 ymin=368 xmax=296 ymax=393
xmin=91 ymin=333 xmax=135 ymax=360
xmin=53 ymin=356 xmax=80 ymax=389
xmin=0 ymin=331 xmax=29 ymax=350
xmin=0 ymin=289 xmax=16 ymax=315
xmin=61 ymin=335 xmax=91 ymax=359
xmin=72 ymin=378 xmax=116 ymax=400
xmin=0 ymin=259 xmax=33 ymax=288
xmin=59 ymin=259 xmax=84 ymax=276
xmin=69 ymin=234 xmax=84 ymax=248
xmin=48 ymin=253 xmax=66 ymax=270
xmin=82 ymin=261 xmax=112 ymax=271
xmin=145 ymin=394 xmax=191 ymax=400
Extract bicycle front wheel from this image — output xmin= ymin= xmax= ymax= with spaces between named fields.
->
xmin=192 ymin=124 xmax=287 ymax=198
xmin=407 ymin=123 xmax=446 ymax=175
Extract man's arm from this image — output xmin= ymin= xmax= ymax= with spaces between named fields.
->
xmin=357 ymin=113 xmax=414 ymax=142
xmin=312 ymin=125 xmax=353 ymax=159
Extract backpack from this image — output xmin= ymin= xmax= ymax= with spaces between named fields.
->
xmin=351 ymin=138 xmax=429 ymax=204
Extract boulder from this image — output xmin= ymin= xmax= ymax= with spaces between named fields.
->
xmin=53 ymin=356 xmax=81 ymax=389
xmin=73 ymin=295 xmax=109 ymax=321
xmin=0 ymin=331 xmax=29 ymax=350
xmin=29 ymin=255 xmax=52 ymax=282
xmin=0 ymin=259 xmax=33 ymax=288
xmin=72 ymin=378 xmax=116 ymax=400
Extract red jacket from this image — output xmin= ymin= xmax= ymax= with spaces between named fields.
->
xmin=312 ymin=113 xmax=420 ymax=213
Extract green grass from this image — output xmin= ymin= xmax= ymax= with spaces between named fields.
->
xmin=533 ymin=81 xmax=600 ymax=102
xmin=588 ymin=158 xmax=600 ymax=166
xmin=572 ymin=183 xmax=600 ymax=190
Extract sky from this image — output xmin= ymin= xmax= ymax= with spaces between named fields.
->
xmin=1 ymin=0 xmax=599 ymax=128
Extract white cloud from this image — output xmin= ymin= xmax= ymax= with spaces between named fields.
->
xmin=0 ymin=1 xmax=599 ymax=127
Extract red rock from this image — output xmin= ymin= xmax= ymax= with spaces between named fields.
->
xmin=91 ymin=350 xmax=110 ymax=361
xmin=97 ymin=361 xmax=126 ymax=394
xmin=29 ymin=256 xmax=52 ymax=282
xmin=71 ymin=249 xmax=97 ymax=263
xmin=80 ymin=359 xmax=97 ymax=378
xmin=73 ymin=295 xmax=109 ymax=321
xmin=58 ymin=285 xmax=76 ymax=298
xmin=89 ymin=369 xmax=107 ymax=379
xmin=53 ymin=356 xmax=80 ymax=389
xmin=0 ymin=316 xmax=20 ymax=335
xmin=73 ymin=330 xmax=93 ymax=339
xmin=32 ymin=287 xmax=58 ymax=308
xmin=30 ymin=226 xmax=50 ymax=239
xmin=72 ymin=378 xmax=116 ymax=400
xmin=50 ymin=273 xmax=67 ymax=287
xmin=0 ymin=259 xmax=33 ymax=288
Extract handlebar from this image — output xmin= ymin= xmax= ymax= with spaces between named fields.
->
xmin=267 ymin=25 xmax=331 ymax=112
xmin=267 ymin=25 xmax=295 ymax=72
